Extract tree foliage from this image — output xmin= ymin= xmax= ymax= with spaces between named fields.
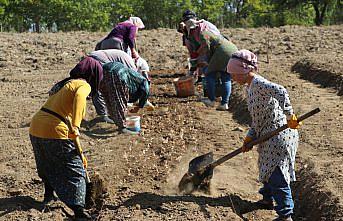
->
xmin=0 ymin=0 xmax=341 ymax=32
xmin=272 ymin=0 xmax=339 ymax=25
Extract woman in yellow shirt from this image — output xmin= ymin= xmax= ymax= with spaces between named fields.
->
xmin=29 ymin=78 xmax=92 ymax=220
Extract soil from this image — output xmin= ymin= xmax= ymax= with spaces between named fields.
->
xmin=0 ymin=25 xmax=342 ymax=220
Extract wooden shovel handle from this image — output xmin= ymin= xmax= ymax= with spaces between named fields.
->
xmin=210 ymin=108 xmax=320 ymax=168
xmin=65 ymin=118 xmax=91 ymax=183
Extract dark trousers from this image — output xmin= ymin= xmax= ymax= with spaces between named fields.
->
xmin=30 ymin=135 xmax=86 ymax=207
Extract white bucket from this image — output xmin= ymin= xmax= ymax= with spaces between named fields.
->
xmin=126 ymin=116 xmax=141 ymax=132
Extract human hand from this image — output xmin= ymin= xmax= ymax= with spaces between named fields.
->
xmin=130 ymin=106 xmax=140 ymax=113
xmin=131 ymin=49 xmax=140 ymax=59
xmin=68 ymin=126 xmax=80 ymax=139
xmin=81 ymin=154 xmax=88 ymax=168
xmin=287 ymin=114 xmax=302 ymax=129
xmin=242 ymin=136 xmax=253 ymax=152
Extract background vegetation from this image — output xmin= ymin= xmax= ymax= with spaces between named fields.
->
xmin=0 ymin=0 xmax=342 ymax=32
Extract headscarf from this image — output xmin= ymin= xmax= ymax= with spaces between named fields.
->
xmin=136 ymin=57 xmax=150 ymax=82
xmin=69 ymin=57 xmax=103 ymax=94
xmin=227 ymin=49 xmax=258 ymax=75
xmin=136 ymin=57 xmax=149 ymax=73
xmin=48 ymin=57 xmax=103 ymax=96
xmin=128 ymin=17 xmax=145 ymax=29
xmin=182 ymin=9 xmax=197 ymax=22
xmin=184 ymin=18 xmax=198 ymax=34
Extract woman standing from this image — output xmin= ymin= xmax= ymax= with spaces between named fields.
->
xmin=184 ymin=18 xmax=238 ymax=111
xmin=95 ymin=17 xmax=145 ymax=59
xmin=227 ymin=49 xmax=300 ymax=221
xmin=29 ymin=78 xmax=92 ymax=220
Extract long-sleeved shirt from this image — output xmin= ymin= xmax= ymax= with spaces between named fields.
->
xmin=29 ymin=79 xmax=91 ymax=139
xmin=183 ymin=20 xmax=221 ymax=59
xmin=88 ymin=49 xmax=137 ymax=70
xmin=106 ymin=22 xmax=137 ymax=49
xmin=246 ymin=75 xmax=298 ymax=184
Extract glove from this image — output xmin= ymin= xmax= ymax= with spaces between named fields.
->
xmin=81 ymin=154 xmax=88 ymax=168
xmin=287 ymin=114 xmax=302 ymax=129
xmin=242 ymin=136 xmax=253 ymax=152
xmin=68 ymin=126 xmax=80 ymax=139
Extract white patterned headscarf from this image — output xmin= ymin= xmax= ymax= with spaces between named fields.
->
xmin=128 ymin=17 xmax=145 ymax=29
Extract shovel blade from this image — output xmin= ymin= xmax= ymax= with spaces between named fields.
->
xmin=178 ymin=152 xmax=214 ymax=194
xmin=188 ymin=152 xmax=214 ymax=174
xmin=85 ymin=172 xmax=108 ymax=209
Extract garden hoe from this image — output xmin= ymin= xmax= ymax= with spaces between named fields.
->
xmin=178 ymin=108 xmax=321 ymax=194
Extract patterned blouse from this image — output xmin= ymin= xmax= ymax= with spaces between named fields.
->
xmin=247 ymin=75 xmax=298 ymax=184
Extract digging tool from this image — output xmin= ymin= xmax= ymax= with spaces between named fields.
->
xmin=178 ymin=108 xmax=321 ymax=194
xmin=65 ymin=118 xmax=91 ymax=183
xmin=65 ymin=118 xmax=108 ymax=209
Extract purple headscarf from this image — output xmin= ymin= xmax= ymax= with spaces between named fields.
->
xmin=227 ymin=49 xmax=258 ymax=75
xmin=69 ymin=57 xmax=103 ymax=94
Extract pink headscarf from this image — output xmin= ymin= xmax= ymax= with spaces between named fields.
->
xmin=227 ymin=49 xmax=258 ymax=75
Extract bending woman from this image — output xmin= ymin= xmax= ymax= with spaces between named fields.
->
xmin=29 ymin=78 xmax=93 ymax=220
xmin=99 ymin=61 xmax=150 ymax=131
xmin=95 ymin=17 xmax=145 ymax=59
xmin=184 ymin=18 xmax=238 ymax=111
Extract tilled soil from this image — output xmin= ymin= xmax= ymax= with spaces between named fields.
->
xmin=0 ymin=25 xmax=342 ymax=220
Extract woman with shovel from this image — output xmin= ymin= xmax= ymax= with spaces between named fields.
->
xmin=227 ymin=49 xmax=300 ymax=221
xmin=29 ymin=78 xmax=96 ymax=219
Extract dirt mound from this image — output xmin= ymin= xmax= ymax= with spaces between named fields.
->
xmin=0 ymin=25 xmax=343 ymax=220
xmin=293 ymin=159 xmax=343 ymax=221
xmin=292 ymin=57 xmax=343 ymax=95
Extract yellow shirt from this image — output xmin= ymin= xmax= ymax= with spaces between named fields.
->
xmin=29 ymin=79 xmax=91 ymax=139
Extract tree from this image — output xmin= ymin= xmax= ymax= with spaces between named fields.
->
xmin=272 ymin=0 xmax=338 ymax=25
xmin=0 ymin=0 xmax=8 ymax=15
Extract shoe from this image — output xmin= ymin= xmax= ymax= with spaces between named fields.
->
xmin=98 ymin=115 xmax=115 ymax=124
xmin=72 ymin=206 xmax=91 ymax=220
xmin=42 ymin=182 xmax=57 ymax=205
xmin=121 ymin=128 xmax=140 ymax=135
xmin=255 ymin=199 xmax=274 ymax=210
xmin=145 ymin=100 xmax=155 ymax=111
xmin=202 ymin=99 xmax=215 ymax=107
xmin=43 ymin=193 xmax=57 ymax=205
xmin=216 ymin=103 xmax=228 ymax=111
xmin=273 ymin=216 xmax=293 ymax=221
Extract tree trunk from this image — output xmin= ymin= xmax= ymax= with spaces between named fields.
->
xmin=34 ymin=16 xmax=40 ymax=32
xmin=313 ymin=2 xmax=328 ymax=25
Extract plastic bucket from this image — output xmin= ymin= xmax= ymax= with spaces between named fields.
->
xmin=126 ymin=116 xmax=141 ymax=132
xmin=173 ymin=75 xmax=195 ymax=97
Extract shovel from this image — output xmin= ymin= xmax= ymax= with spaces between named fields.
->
xmin=66 ymin=118 xmax=107 ymax=209
xmin=178 ymin=108 xmax=321 ymax=194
